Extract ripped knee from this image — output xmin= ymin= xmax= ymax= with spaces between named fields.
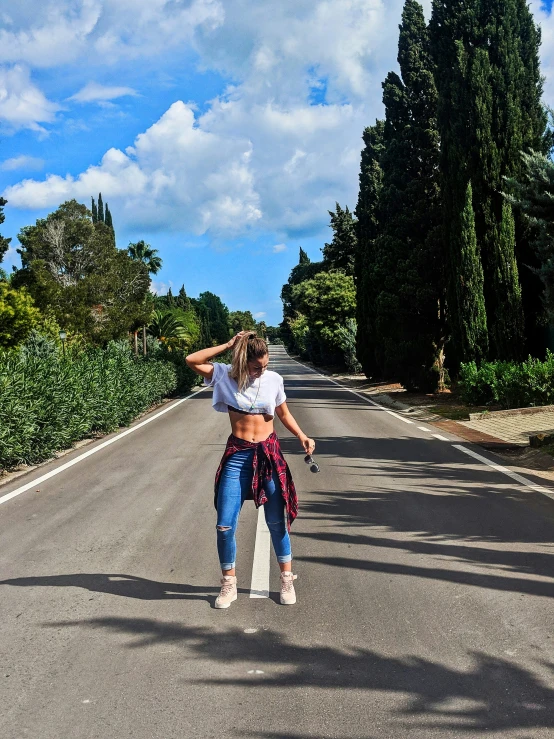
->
xmin=217 ymin=525 xmax=231 ymax=531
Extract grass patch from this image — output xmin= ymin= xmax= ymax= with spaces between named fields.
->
xmin=428 ymin=404 xmax=494 ymax=421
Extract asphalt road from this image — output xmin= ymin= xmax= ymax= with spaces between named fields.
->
xmin=1 ymin=346 xmax=554 ymax=739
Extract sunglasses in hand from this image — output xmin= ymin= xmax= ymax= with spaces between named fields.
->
xmin=304 ymin=454 xmax=320 ymax=473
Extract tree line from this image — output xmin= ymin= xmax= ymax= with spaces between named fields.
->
xmin=0 ymin=195 xmax=266 ymax=363
xmin=281 ymin=0 xmax=554 ymax=390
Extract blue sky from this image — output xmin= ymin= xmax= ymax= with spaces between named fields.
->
xmin=1 ymin=0 xmax=553 ymax=326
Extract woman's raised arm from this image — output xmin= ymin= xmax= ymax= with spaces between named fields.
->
xmin=185 ymin=331 xmax=247 ymax=379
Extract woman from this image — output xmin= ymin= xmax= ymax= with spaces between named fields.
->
xmin=186 ymin=331 xmax=315 ymax=608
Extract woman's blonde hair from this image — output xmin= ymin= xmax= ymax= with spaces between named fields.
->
xmin=230 ymin=332 xmax=268 ymax=391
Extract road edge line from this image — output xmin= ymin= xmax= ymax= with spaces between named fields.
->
xmin=0 ymin=387 xmax=207 ymax=507
xmin=282 ymin=349 xmax=554 ymax=504
xmin=285 ymin=354 xmax=414 ymax=425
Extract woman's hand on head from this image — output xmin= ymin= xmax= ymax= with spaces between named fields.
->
xmin=227 ymin=331 xmax=250 ymax=348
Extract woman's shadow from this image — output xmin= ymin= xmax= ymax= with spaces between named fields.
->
xmin=0 ymin=573 xmax=250 ymax=608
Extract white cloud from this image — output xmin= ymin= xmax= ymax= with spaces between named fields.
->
xmin=531 ymin=1 xmax=554 ymax=106
xmin=1 ymin=245 xmax=18 ymax=270
xmin=3 ymin=0 xmax=552 ymax=243
xmin=1 ymin=155 xmax=44 ymax=171
xmin=273 ymin=243 xmax=287 ymax=253
xmin=0 ymin=64 xmax=59 ymax=130
xmin=5 ymin=101 xmax=261 ymax=234
xmin=150 ymin=279 xmax=173 ymax=295
xmin=0 ymin=0 xmax=224 ymax=68
xmin=253 ymin=312 xmax=266 ymax=319
xmin=69 ymin=82 xmax=138 ymax=103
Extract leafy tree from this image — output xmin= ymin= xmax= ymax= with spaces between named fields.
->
xmin=336 ymin=319 xmax=362 ymax=373
xmin=12 ymin=200 xmax=151 ymax=344
xmin=322 ymin=203 xmax=357 ymax=275
xmin=291 ymin=271 xmax=357 ymax=360
xmin=128 ymin=240 xmax=163 ymax=275
xmin=0 ymin=282 xmax=41 ymax=349
xmin=280 ymin=247 xmax=326 ymax=352
xmin=265 ymin=326 xmax=281 ymax=343
xmin=505 ymin=150 xmax=554 ymax=322
xmin=91 ymin=197 xmax=98 ymax=224
xmin=255 ymin=320 xmax=267 ymax=338
xmin=229 ymin=310 xmax=256 ymax=333
xmin=191 ymin=291 xmax=230 ymax=346
xmin=0 ymin=197 xmax=12 ymax=267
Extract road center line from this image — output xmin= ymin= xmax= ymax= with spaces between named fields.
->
xmin=432 ymin=434 xmax=450 ymax=441
xmin=250 ymin=506 xmax=270 ymax=598
xmin=0 ymin=387 xmax=206 ymax=507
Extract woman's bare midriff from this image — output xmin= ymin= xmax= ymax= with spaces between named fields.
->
xmin=228 ymin=409 xmax=275 ymax=442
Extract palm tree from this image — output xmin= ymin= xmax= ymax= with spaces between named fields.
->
xmin=148 ymin=310 xmax=190 ymax=348
xmin=128 ymin=240 xmax=163 ymax=275
xmin=128 ymin=240 xmax=163 ymax=355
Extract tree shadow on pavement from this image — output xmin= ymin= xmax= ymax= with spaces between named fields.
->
xmin=294 ymin=526 xmax=554 ymax=582
xmin=41 ymin=617 xmax=554 ymax=735
xmin=279 ymin=435 xmax=554 ymax=543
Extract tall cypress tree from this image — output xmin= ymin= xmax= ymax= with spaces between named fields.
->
xmin=430 ymin=0 xmax=548 ymax=360
xmin=322 ymin=203 xmax=357 ymax=275
xmin=505 ymin=149 xmax=554 ymax=322
xmin=455 ymin=182 xmax=489 ymax=362
xmin=370 ymin=0 xmax=445 ymax=389
xmin=105 ymin=204 xmax=113 ymax=230
xmin=176 ymin=284 xmax=191 ymax=311
xmin=91 ymin=197 xmax=98 ymax=224
xmin=97 ymin=193 xmax=104 ymax=223
xmin=355 ymin=121 xmax=385 ymax=377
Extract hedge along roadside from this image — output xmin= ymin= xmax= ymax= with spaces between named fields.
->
xmin=459 ymin=350 xmax=554 ymax=408
xmin=0 ymin=334 xmax=179 ymax=471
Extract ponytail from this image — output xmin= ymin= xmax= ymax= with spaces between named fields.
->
xmin=230 ymin=332 xmax=268 ymax=391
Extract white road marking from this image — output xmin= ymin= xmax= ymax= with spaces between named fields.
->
xmin=0 ymin=387 xmax=206 ymax=506
xmin=453 ymin=444 xmax=554 ymax=501
xmin=288 ymin=357 xmax=414 ymax=424
xmin=250 ymin=506 xmax=270 ymax=598
xmin=284 ymin=350 xmax=554 ymax=504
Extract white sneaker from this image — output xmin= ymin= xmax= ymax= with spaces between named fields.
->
xmin=279 ymin=571 xmax=297 ymax=605
xmin=215 ymin=575 xmax=237 ymax=609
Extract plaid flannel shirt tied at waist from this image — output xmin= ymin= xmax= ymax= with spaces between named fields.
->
xmin=214 ymin=432 xmax=298 ymax=531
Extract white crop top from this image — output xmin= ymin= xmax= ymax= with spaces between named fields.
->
xmin=204 ymin=362 xmax=286 ymax=416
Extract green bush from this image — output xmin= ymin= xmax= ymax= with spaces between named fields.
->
xmin=0 ymin=336 xmax=178 ymax=470
xmin=459 ymin=351 xmax=554 ymax=408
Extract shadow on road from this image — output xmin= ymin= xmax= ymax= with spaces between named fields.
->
xmin=0 ymin=573 xmax=224 ymax=604
xmin=38 ymin=616 xmax=554 ymax=735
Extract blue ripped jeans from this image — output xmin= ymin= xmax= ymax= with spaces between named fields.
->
xmin=216 ymin=448 xmax=292 ymax=570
